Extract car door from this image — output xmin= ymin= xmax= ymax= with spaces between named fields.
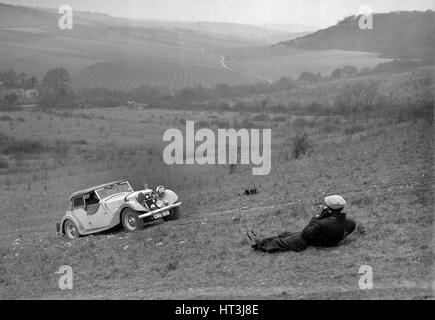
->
xmin=71 ymin=195 xmax=88 ymax=230
xmin=84 ymin=193 xmax=114 ymax=230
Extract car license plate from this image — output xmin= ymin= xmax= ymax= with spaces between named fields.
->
xmin=154 ymin=211 xmax=169 ymax=219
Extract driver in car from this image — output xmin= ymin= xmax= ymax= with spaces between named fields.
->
xmin=86 ymin=192 xmax=99 ymax=205
xmin=247 ymin=195 xmax=357 ymax=253
xmin=85 ymin=192 xmax=100 ymax=214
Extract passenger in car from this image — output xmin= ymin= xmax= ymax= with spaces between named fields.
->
xmin=247 ymin=195 xmax=357 ymax=253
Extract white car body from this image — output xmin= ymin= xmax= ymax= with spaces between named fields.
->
xmin=57 ymin=180 xmax=181 ymax=238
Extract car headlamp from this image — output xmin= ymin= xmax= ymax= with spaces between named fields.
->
xmin=156 ymin=200 xmax=164 ymax=208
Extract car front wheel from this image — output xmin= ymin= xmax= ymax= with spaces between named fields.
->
xmin=64 ymin=220 xmax=80 ymax=240
xmin=121 ymin=209 xmax=144 ymax=232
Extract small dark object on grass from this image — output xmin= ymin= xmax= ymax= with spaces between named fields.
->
xmin=356 ymin=223 xmax=366 ymax=235
xmin=0 ymin=115 xmax=12 ymax=122
xmin=245 ymin=188 xmax=257 ymax=195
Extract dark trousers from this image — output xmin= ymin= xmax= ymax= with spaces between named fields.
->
xmin=252 ymin=232 xmax=308 ymax=253
xmin=252 ymin=218 xmax=356 ymax=253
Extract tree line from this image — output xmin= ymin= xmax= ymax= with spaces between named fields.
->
xmin=298 ymin=59 xmax=426 ymax=84
xmin=0 ymin=58 xmax=428 ymax=110
xmin=0 ymin=67 xmax=73 ymax=109
xmin=0 ymin=70 xmax=38 ymax=89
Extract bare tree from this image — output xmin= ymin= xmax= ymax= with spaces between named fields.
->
xmin=291 ymin=133 xmax=311 ymax=159
xmin=335 ymin=80 xmax=382 ymax=116
xmin=4 ymin=93 xmax=17 ymax=108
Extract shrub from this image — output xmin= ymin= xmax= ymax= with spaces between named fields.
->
xmin=251 ymin=114 xmax=270 ymax=122
xmin=217 ymin=102 xmax=230 ymax=111
xmin=197 ymin=120 xmax=209 ymax=128
xmin=1 ymin=140 xmax=45 ymax=155
xmin=293 ymin=117 xmax=316 ymax=129
xmin=291 ymin=133 xmax=311 ymax=159
xmin=0 ymin=100 xmax=11 ymax=110
xmin=210 ymin=119 xmax=230 ymax=128
xmin=0 ymin=157 xmax=8 ymax=169
xmin=71 ymin=139 xmax=89 ymax=145
xmin=272 ymin=115 xmax=288 ymax=122
xmin=238 ymin=118 xmax=256 ymax=129
xmin=344 ymin=124 xmax=366 ymax=135
xmin=0 ymin=132 xmax=10 ymax=144
xmin=164 ymin=260 xmax=179 ymax=272
xmin=0 ymin=115 xmax=12 ymax=122
xmin=319 ymin=122 xmax=341 ymax=134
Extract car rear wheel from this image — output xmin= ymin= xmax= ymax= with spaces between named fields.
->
xmin=64 ymin=220 xmax=80 ymax=240
xmin=121 ymin=209 xmax=144 ymax=232
xmin=163 ymin=206 xmax=180 ymax=221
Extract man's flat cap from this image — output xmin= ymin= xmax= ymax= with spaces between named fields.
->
xmin=324 ymin=195 xmax=346 ymax=210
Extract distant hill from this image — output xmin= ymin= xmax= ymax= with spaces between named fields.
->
xmin=259 ymin=23 xmax=315 ymax=33
xmin=2 ymin=4 xmax=429 ymax=91
xmin=0 ymin=3 xmax=284 ymax=90
xmin=0 ymin=3 xmax=307 ymax=90
xmin=133 ymin=20 xmax=302 ymax=44
xmin=0 ymin=3 xmax=294 ymax=45
xmin=280 ymin=11 xmax=435 ymax=60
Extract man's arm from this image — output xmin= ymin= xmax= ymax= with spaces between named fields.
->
xmin=278 ymin=231 xmax=294 ymax=238
xmin=301 ymin=218 xmax=322 ymax=244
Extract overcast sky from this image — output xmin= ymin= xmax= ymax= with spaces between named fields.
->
xmin=3 ymin=0 xmax=435 ymax=28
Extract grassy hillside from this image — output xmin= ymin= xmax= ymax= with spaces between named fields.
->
xmin=280 ymin=11 xmax=435 ymax=60
xmin=220 ymin=66 xmax=434 ymax=111
xmin=0 ymin=110 xmax=432 ymax=299
xmin=221 ymin=46 xmax=391 ymax=82
xmin=0 ymin=66 xmax=433 ymax=299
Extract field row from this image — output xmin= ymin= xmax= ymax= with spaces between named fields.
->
xmin=71 ymin=61 xmax=257 ymax=91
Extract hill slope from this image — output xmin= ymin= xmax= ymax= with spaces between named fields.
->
xmin=280 ymin=11 xmax=435 ymax=59
xmin=0 ymin=3 xmax=286 ymax=89
xmin=0 ymin=112 xmax=432 ymax=299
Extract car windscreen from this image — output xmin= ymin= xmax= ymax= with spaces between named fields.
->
xmin=95 ymin=183 xmax=132 ymax=199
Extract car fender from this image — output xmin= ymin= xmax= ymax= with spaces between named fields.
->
xmin=60 ymin=212 xmax=86 ymax=236
xmin=119 ymin=202 xmax=147 ymax=214
xmin=160 ymin=189 xmax=179 ymax=205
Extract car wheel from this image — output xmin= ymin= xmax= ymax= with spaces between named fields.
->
xmin=163 ymin=206 xmax=180 ymax=221
xmin=64 ymin=220 xmax=80 ymax=240
xmin=121 ymin=208 xmax=144 ymax=232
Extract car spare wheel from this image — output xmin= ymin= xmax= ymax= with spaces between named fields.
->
xmin=121 ymin=208 xmax=144 ymax=232
xmin=163 ymin=206 xmax=180 ymax=221
xmin=64 ymin=220 xmax=80 ymax=240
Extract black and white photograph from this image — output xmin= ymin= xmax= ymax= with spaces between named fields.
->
xmin=0 ymin=0 xmax=433 ymax=304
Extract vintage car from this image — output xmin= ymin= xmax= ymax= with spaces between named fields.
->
xmin=56 ymin=180 xmax=181 ymax=239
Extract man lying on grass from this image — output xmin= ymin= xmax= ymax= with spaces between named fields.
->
xmin=247 ymin=195 xmax=356 ymax=253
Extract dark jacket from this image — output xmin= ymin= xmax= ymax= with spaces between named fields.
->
xmin=252 ymin=209 xmax=356 ymax=253
xmin=301 ymin=211 xmax=356 ymax=247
